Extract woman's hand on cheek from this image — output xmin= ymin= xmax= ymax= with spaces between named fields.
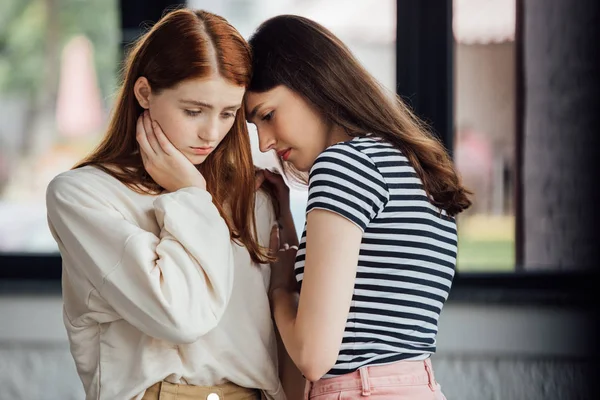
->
xmin=136 ymin=110 xmax=206 ymax=192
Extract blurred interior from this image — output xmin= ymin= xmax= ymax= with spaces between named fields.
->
xmin=0 ymin=1 xmax=597 ymax=399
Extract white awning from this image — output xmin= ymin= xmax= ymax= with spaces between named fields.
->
xmin=290 ymin=0 xmax=515 ymax=44
xmin=453 ymin=0 xmax=516 ymax=44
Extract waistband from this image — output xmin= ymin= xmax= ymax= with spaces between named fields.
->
xmin=143 ymin=380 xmax=260 ymax=400
xmin=304 ymin=358 xmax=438 ymax=399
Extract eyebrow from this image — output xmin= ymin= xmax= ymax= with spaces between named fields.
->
xmin=248 ymin=102 xmax=265 ymax=121
xmin=180 ymin=99 xmax=241 ymax=111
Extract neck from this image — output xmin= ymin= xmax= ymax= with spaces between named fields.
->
xmin=327 ymin=123 xmax=349 ymax=147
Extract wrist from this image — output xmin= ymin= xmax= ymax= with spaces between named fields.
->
xmin=269 ymin=286 xmax=294 ymax=307
xmin=269 ymin=285 xmax=288 ymax=299
xmin=280 ymin=207 xmax=294 ymax=219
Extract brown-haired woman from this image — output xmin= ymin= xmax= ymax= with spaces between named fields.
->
xmin=46 ymin=9 xmax=288 ymax=400
xmin=245 ymin=15 xmax=472 ymax=400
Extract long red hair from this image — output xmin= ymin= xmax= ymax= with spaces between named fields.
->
xmin=76 ymin=9 xmax=271 ymax=263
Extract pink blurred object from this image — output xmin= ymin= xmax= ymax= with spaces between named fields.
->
xmin=455 ymin=128 xmax=493 ymax=178
xmin=55 ymin=35 xmax=104 ymax=138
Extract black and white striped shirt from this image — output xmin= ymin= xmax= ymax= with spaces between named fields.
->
xmin=294 ymin=136 xmax=457 ymax=377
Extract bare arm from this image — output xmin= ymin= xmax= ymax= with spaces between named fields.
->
xmin=276 ymin=324 xmax=305 ymax=400
xmin=271 ymin=209 xmax=362 ymax=382
xmin=269 ymin=144 xmax=386 ymax=382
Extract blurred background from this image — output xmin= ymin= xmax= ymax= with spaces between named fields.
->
xmin=0 ymin=0 xmax=597 ymax=399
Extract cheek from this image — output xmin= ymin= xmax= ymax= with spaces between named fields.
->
xmin=149 ymin=106 xmax=188 ymax=144
xmin=219 ymin=119 xmax=235 ymax=142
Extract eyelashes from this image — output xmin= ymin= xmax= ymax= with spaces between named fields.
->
xmin=184 ymin=110 xmax=236 ymax=119
xmin=261 ymin=111 xmax=274 ymax=122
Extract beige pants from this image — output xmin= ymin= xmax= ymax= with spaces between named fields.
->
xmin=142 ymin=381 xmax=260 ymax=400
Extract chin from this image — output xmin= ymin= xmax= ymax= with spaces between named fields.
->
xmin=186 ymin=154 xmax=207 ymax=166
xmin=292 ymin=158 xmax=312 ymax=172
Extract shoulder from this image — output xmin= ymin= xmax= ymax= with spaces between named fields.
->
xmin=46 ymin=166 xmax=128 ymax=206
xmin=47 ymin=166 xmax=98 ymax=193
xmin=253 ymin=189 xmax=276 ymax=247
xmin=254 ymin=188 xmax=275 ymax=217
xmin=310 ymin=137 xmax=388 ymax=186
xmin=313 ymin=137 xmax=376 ymax=168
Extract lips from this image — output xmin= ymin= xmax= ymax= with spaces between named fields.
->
xmin=190 ymin=146 xmax=213 ymax=155
xmin=276 ymin=148 xmax=292 ymax=161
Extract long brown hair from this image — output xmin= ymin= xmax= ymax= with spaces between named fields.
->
xmin=76 ymin=8 xmax=271 ymax=263
xmin=248 ymin=15 xmax=471 ymax=216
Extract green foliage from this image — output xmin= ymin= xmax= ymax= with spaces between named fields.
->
xmin=0 ymin=0 xmax=120 ymax=102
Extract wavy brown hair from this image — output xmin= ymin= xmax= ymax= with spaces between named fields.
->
xmin=248 ymin=15 xmax=471 ymax=216
xmin=76 ymin=8 xmax=272 ymax=263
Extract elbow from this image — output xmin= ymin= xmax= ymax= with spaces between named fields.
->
xmin=297 ymin=347 xmax=338 ymax=382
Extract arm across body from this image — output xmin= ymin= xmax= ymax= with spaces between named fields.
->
xmin=254 ymin=189 xmax=306 ymax=399
xmin=272 ymin=210 xmax=362 ymax=382
xmin=47 ymin=174 xmax=234 ymax=344
xmin=270 ymin=143 xmax=389 ymax=381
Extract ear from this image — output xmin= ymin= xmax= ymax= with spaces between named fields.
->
xmin=133 ymin=76 xmax=152 ymax=109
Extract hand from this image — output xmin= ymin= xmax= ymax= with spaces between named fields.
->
xmin=263 ymin=169 xmax=292 ymax=216
xmin=255 ymin=168 xmax=266 ymax=191
xmin=268 ymin=225 xmax=299 ymax=297
xmin=136 ymin=111 xmax=206 ymax=192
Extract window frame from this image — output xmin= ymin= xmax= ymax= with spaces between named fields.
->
xmin=0 ymin=0 xmax=593 ymax=307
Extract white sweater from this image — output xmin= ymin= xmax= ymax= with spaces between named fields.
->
xmin=46 ymin=166 xmax=284 ymax=400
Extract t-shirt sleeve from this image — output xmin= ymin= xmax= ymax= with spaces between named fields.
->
xmin=306 ymin=143 xmax=389 ymax=231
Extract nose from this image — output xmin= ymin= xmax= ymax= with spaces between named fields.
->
xmin=257 ymin=129 xmax=277 ymax=153
xmin=200 ymin=116 xmax=220 ymax=143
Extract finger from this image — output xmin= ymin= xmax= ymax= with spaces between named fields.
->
xmin=269 ymin=224 xmax=280 ymax=253
xmin=152 ymin=119 xmax=177 ymax=155
xmin=143 ymin=111 xmax=161 ymax=154
xmin=136 ymin=113 xmax=155 ymax=156
xmin=139 ymin=146 xmax=149 ymax=164
xmin=288 ymin=245 xmax=299 ymax=251
xmin=264 ymin=169 xmax=288 ymax=189
xmin=255 ymin=170 xmax=266 ymax=190
xmin=264 ymin=169 xmax=283 ymax=181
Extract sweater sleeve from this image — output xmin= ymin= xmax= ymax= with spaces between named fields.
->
xmin=46 ymin=174 xmax=234 ymax=344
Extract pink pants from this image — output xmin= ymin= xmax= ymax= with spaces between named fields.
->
xmin=304 ymin=358 xmax=447 ymax=400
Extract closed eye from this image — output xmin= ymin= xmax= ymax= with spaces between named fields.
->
xmin=221 ymin=111 xmax=236 ymax=119
xmin=261 ymin=111 xmax=274 ymax=122
xmin=184 ymin=109 xmax=201 ymax=117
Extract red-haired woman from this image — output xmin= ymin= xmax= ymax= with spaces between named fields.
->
xmin=46 ymin=9 xmax=291 ymax=400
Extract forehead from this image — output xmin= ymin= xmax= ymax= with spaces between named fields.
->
xmin=168 ymin=76 xmax=245 ymax=105
xmin=245 ymin=86 xmax=289 ymax=113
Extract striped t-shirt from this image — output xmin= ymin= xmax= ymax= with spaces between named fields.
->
xmin=294 ymin=136 xmax=457 ymax=377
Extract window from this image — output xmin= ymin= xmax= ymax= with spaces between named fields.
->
xmin=189 ymin=0 xmax=397 ymax=238
xmin=453 ymin=0 xmax=516 ymax=272
xmin=0 ymin=0 xmax=520 ymax=276
xmin=0 ymin=0 xmax=120 ymax=254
